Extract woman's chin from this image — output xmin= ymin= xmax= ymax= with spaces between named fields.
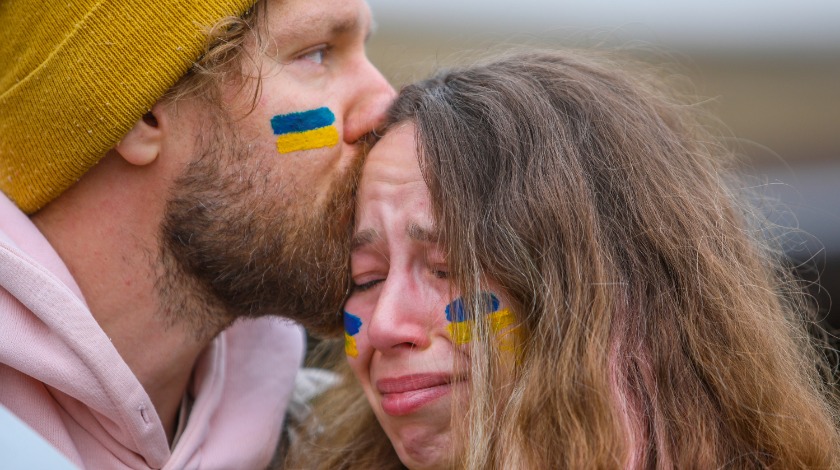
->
xmin=393 ymin=429 xmax=455 ymax=470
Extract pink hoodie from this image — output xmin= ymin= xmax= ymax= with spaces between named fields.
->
xmin=0 ymin=193 xmax=304 ymax=469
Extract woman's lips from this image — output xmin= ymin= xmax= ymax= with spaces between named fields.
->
xmin=376 ymin=373 xmax=459 ymax=416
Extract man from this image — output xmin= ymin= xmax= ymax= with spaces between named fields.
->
xmin=0 ymin=0 xmax=394 ymax=467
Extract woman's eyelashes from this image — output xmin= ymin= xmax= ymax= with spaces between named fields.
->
xmin=350 ymin=267 xmax=447 ymax=293
xmin=352 ymin=278 xmax=383 ymax=293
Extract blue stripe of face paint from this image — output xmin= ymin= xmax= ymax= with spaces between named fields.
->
xmin=343 ymin=311 xmax=363 ymax=336
xmin=271 ymin=107 xmax=336 ymax=135
xmin=445 ymin=292 xmax=500 ymax=323
xmin=445 ymin=297 xmax=466 ymax=323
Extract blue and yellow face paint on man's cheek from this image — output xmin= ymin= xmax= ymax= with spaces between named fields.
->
xmin=270 ymin=107 xmax=339 ymax=154
xmin=446 ymin=292 xmax=519 ymax=352
xmin=343 ymin=311 xmax=363 ymax=358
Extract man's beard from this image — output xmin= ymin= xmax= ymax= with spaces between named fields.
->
xmin=155 ymin=118 xmax=358 ymax=340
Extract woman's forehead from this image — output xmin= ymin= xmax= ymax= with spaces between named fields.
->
xmin=361 ymin=124 xmax=422 ymax=189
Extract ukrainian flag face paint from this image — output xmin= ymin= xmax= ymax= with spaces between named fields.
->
xmin=270 ymin=107 xmax=340 ymax=154
xmin=446 ymin=292 xmax=520 ymax=352
xmin=344 ymin=310 xmax=363 ymax=358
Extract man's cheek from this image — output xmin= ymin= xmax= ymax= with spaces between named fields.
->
xmin=270 ymin=107 xmax=339 ymax=154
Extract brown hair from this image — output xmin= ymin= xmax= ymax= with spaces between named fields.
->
xmin=165 ymin=0 xmax=268 ymax=105
xmin=286 ymin=49 xmax=840 ymax=469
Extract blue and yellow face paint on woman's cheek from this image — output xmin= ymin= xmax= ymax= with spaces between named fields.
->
xmin=270 ymin=107 xmax=339 ymax=154
xmin=343 ymin=311 xmax=363 ymax=358
xmin=446 ymin=292 xmax=519 ymax=352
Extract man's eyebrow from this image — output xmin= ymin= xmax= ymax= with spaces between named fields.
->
xmin=351 ymin=228 xmax=379 ymax=252
xmin=280 ymin=11 xmax=362 ymax=41
xmin=407 ymin=222 xmax=439 ymax=243
xmin=327 ymin=13 xmax=360 ymax=37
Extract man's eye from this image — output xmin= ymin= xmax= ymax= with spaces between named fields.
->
xmin=352 ymin=278 xmax=382 ymax=292
xmin=299 ymin=46 xmax=328 ymax=65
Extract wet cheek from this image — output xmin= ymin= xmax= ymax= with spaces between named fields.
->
xmin=345 ymin=340 xmax=373 ymax=388
xmin=351 ymin=334 xmax=373 ymax=364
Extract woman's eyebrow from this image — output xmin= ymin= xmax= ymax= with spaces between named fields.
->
xmin=407 ymin=222 xmax=439 ymax=243
xmin=350 ymin=228 xmax=379 ymax=252
xmin=351 ymin=222 xmax=438 ymax=252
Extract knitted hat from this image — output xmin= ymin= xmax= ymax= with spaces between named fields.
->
xmin=0 ymin=0 xmax=256 ymax=213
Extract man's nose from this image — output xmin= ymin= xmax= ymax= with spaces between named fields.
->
xmin=342 ymin=58 xmax=397 ymax=145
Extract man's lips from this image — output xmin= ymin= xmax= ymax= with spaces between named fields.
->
xmin=376 ymin=373 xmax=461 ymax=416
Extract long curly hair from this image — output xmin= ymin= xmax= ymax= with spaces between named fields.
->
xmin=285 ymin=49 xmax=840 ymax=469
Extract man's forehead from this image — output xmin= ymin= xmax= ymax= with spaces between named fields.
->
xmin=270 ymin=0 xmax=371 ymax=39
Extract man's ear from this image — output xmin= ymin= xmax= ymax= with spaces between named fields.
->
xmin=115 ymin=103 xmax=165 ymax=166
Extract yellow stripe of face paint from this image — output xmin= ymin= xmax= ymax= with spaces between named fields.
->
xmin=276 ymin=125 xmax=339 ymax=154
xmin=448 ymin=308 xmax=521 ymax=351
xmin=448 ymin=322 xmax=473 ymax=345
xmin=344 ymin=332 xmax=359 ymax=358
xmin=489 ymin=308 xmax=515 ymax=332
xmin=490 ymin=309 xmax=520 ymax=352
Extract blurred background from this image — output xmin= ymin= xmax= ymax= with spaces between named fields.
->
xmin=365 ymin=0 xmax=840 ymax=329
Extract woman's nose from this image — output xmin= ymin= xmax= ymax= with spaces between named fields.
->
xmin=365 ymin=276 xmax=436 ymax=353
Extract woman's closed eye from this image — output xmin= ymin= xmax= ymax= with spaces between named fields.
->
xmin=352 ymin=278 xmax=383 ymax=293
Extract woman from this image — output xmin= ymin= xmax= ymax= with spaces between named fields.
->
xmin=284 ymin=49 xmax=840 ymax=469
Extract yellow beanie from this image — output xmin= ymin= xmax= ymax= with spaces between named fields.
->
xmin=0 ymin=0 xmax=256 ymax=213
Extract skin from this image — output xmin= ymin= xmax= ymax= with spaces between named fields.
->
xmin=346 ymin=124 xmax=463 ymax=470
xmin=31 ymin=0 xmax=394 ymax=443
